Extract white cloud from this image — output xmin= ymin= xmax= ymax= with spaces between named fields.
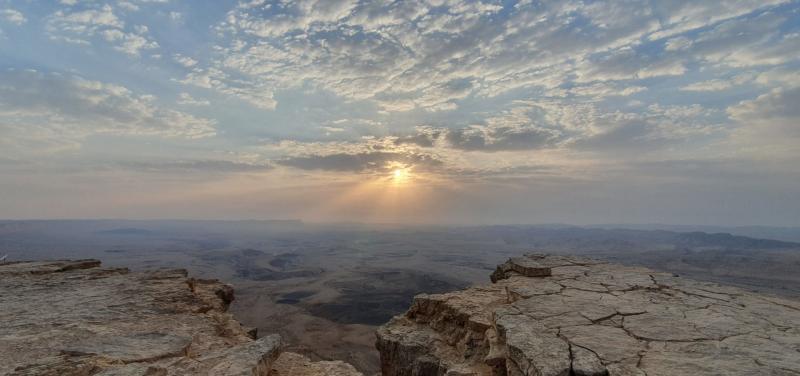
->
xmin=0 ymin=9 xmax=26 ymax=25
xmin=754 ymin=68 xmax=800 ymax=88
xmin=171 ymin=0 xmax=797 ymax=117
xmin=680 ymin=72 xmax=755 ymax=92
xmin=0 ymin=69 xmax=215 ymax=155
xmin=575 ymin=48 xmax=687 ymax=82
xmin=683 ymin=11 xmax=799 ymax=68
xmin=194 ymin=1 xmax=664 ymax=110
xmin=177 ymin=92 xmax=210 ymax=106
xmin=180 ymin=65 xmax=278 ymax=109
xmin=727 ymin=87 xmax=800 ymax=158
xmin=118 ymin=2 xmax=140 ymax=12
xmin=15 ymin=2 xmax=800 ymax=170
xmin=563 ymin=83 xmax=648 ymax=99
xmin=664 ymin=36 xmax=692 ymax=51
xmin=646 ymin=0 xmax=789 ymax=41
xmin=173 ymin=54 xmax=198 ymax=67
xmin=729 ymin=87 xmax=800 ymax=134
xmin=723 ymin=33 xmax=800 ymax=68
xmin=46 ymin=4 xmax=158 ymax=56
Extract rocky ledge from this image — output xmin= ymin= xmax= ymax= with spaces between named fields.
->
xmin=0 ymin=260 xmax=361 ymax=376
xmin=376 ymin=254 xmax=800 ymax=375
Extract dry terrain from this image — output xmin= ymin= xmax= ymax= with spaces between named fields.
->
xmin=2 ymin=220 xmax=800 ymax=374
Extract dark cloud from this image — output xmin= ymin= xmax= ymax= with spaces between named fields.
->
xmin=445 ymin=126 xmax=561 ymax=152
xmin=572 ymin=120 xmax=655 ymax=151
xmin=394 ymin=127 xmax=443 ymax=147
xmin=121 ymin=160 xmax=273 ymax=173
xmin=276 ymin=151 xmax=442 ymax=172
xmin=394 ymin=133 xmax=437 ymax=147
xmin=394 ymin=124 xmax=561 ymax=152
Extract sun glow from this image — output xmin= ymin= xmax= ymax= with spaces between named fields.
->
xmin=392 ymin=168 xmax=410 ymax=184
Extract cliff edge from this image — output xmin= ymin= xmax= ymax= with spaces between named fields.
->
xmin=0 ymin=260 xmax=361 ymax=376
xmin=376 ymin=254 xmax=800 ymax=375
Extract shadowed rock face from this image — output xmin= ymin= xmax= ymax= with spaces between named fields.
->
xmin=376 ymin=254 xmax=800 ymax=376
xmin=0 ymin=260 xmax=361 ymax=376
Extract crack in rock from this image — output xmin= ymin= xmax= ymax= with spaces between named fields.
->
xmin=377 ymin=254 xmax=800 ymax=376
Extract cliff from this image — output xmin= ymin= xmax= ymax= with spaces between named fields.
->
xmin=376 ymin=254 xmax=800 ymax=375
xmin=4 ymin=255 xmax=800 ymax=376
xmin=0 ymin=260 xmax=361 ymax=376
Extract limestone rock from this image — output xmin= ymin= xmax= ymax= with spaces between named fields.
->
xmin=0 ymin=260 xmax=358 ymax=375
xmin=270 ymin=352 xmax=362 ymax=376
xmin=377 ymin=253 xmax=800 ymax=376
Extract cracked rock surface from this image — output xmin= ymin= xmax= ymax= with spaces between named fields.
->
xmin=376 ymin=254 xmax=800 ymax=376
xmin=0 ymin=260 xmax=361 ymax=376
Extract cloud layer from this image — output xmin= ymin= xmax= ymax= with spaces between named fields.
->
xmin=0 ymin=0 xmax=799 ymax=224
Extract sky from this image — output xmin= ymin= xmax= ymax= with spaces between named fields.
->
xmin=0 ymin=0 xmax=799 ymax=225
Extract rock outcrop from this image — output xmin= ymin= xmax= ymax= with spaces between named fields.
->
xmin=376 ymin=254 xmax=800 ymax=376
xmin=0 ymin=260 xmax=361 ymax=376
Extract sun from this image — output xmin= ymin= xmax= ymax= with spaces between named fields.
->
xmin=391 ymin=167 xmax=410 ymax=184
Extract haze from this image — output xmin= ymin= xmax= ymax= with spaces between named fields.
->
xmin=1 ymin=0 xmax=799 ymax=226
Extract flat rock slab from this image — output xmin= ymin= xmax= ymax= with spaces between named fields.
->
xmin=271 ymin=352 xmax=363 ymax=376
xmin=63 ymin=333 xmax=192 ymax=363
xmin=378 ymin=253 xmax=800 ymax=376
xmin=0 ymin=259 xmax=359 ymax=375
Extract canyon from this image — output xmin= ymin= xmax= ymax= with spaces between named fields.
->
xmin=2 ymin=254 xmax=799 ymax=375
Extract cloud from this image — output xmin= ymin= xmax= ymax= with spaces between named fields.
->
xmin=729 ymin=87 xmax=800 ymax=126
xmin=445 ymin=125 xmax=561 ymax=152
xmin=190 ymin=0 xmax=666 ymax=110
xmin=754 ymin=68 xmax=800 ymax=88
xmin=169 ymin=11 xmax=182 ymax=22
xmin=277 ymin=151 xmax=442 ymax=173
xmin=685 ymin=10 xmax=798 ymax=68
xmin=575 ymin=48 xmax=686 ymax=83
xmin=180 ymin=66 xmax=277 ymax=109
xmin=0 ymin=9 xmax=26 ymax=25
xmin=646 ymin=0 xmax=788 ymax=41
xmin=2 ymin=0 xmax=800 ymax=224
xmin=557 ymin=83 xmax=648 ymax=99
xmin=121 ymin=159 xmax=273 ymax=173
xmin=192 ymin=0 xmax=793 ymax=114
xmin=394 ymin=126 xmax=443 ymax=147
xmin=46 ymin=4 xmax=158 ymax=56
xmin=393 ymin=103 xmax=566 ymax=152
xmin=728 ymin=87 xmax=800 ymax=154
xmin=173 ymin=54 xmax=197 ymax=67
xmin=118 ymin=2 xmax=140 ymax=12
xmin=176 ymin=92 xmax=210 ymax=106
xmin=680 ymin=73 xmax=755 ymax=92
xmin=0 ymin=69 xmax=216 ymax=152
xmin=388 ymin=97 xmax=724 ymax=154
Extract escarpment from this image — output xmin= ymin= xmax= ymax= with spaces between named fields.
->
xmin=0 ymin=260 xmax=361 ymax=376
xmin=3 ymin=255 xmax=800 ymax=376
xmin=376 ymin=254 xmax=800 ymax=376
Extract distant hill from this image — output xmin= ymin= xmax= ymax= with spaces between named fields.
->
xmin=96 ymin=228 xmax=156 ymax=236
xmin=675 ymin=231 xmax=799 ymax=249
xmin=588 ymin=224 xmax=800 ymax=243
